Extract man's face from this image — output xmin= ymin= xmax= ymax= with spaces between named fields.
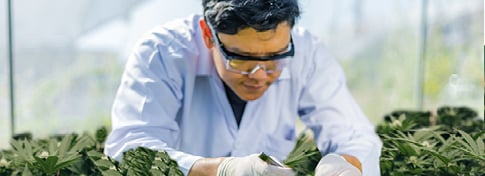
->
xmin=209 ymin=22 xmax=292 ymax=101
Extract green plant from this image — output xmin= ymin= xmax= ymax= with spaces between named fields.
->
xmin=436 ymin=106 xmax=482 ymax=134
xmin=5 ymin=133 xmax=92 ymax=176
xmin=378 ymin=106 xmax=484 ymax=175
xmin=86 ymin=147 xmax=183 ymax=176
xmin=283 ymin=106 xmax=484 ymax=176
xmin=0 ymin=127 xmax=183 ymax=176
xmin=284 ymin=131 xmax=322 ymax=176
xmin=1 ymin=106 xmax=482 ymax=175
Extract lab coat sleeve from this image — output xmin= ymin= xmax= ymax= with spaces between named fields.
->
xmin=104 ymin=37 xmax=202 ymax=175
xmin=297 ymin=42 xmax=382 ymax=176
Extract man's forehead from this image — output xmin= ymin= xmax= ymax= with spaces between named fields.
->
xmin=234 ymin=22 xmax=289 ymax=38
xmin=215 ymin=22 xmax=291 ymax=56
xmin=256 ymin=31 xmax=277 ymax=41
xmin=219 ymin=23 xmax=291 ymax=43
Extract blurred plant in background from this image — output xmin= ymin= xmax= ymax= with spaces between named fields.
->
xmin=9 ymin=54 xmax=122 ymax=147
xmin=335 ymin=1 xmax=483 ymax=123
xmin=0 ymin=0 xmax=483 ymax=152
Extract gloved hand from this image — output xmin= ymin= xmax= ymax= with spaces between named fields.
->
xmin=315 ymin=153 xmax=361 ymax=176
xmin=217 ymin=154 xmax=295 ymax=176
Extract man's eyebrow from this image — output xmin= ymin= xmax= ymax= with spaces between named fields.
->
xmin=228 ymin=43 xmax=290 ymax=56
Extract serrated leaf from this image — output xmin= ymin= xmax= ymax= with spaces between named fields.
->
xmin=87 ymin=150 xmax=103 ymax=160
xmin=457 ymin=130 xmax=479 ymax=155
xmin=95 ymin=159 xmax=116 ymax=171
xmin=393 ymin=139 xmax=419 ymax=156
xmin=420 ymin=147 xmax=451 ymax=164
xmin=413 ymin=128 xmax=438 ymax=141
xmin=23 ymin=140 xmax=34 ymax=160
xmin=150 ymin=168 xmax=164 ymax=175
xmin=472 ymin=130 xmax=485 ymax=140
xmin=102 ymin=169 xmax=123 ymax=176
xmin=58 ymin=134 xmax=74 ymax=158
xmin=152 ymin=160 xmax=166 ymax=168
xmin=476 ymin=137 xmax=484 ymax=156
xmin=54 ymin=154 xmax=80 ymax=171
xmin=432 ymin=131 xmax=447 ymax=144
xmin=21 ymin=164 xmax=32 ymax=176
xmin=71 ymin=135 xmax=96 ymax=152
xmin=47 ymin=139 xmax=58 ymax=156
xmin=452 ymin=146 xmax=485 ymax=162
xmin=10 ymin=140 xmax=36 ymax=166
xmin=283 ymin=132 xmax=321 ymax=176
xmin=168 ymin=167 xmax=183 ymax=176
xmin=34 ymin=156 xmax=58 ymax=175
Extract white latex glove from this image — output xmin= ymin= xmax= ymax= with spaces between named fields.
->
xmin=315 ymin=153 xmax=361 ymax=176
xmin=217 ymin=154 xmax=295 ymax=176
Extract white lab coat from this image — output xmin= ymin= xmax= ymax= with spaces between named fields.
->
xmin=104 ymin=14 xmax=382 ymax=176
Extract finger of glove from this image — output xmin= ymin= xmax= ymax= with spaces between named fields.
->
xmin=315 ymin=154 xmax=361 ymax=176
xmin=263 ymin=165 xmax=296 ymax=176
xmin=226 ymin=154 xmax=275 ymax=176
xmin=319 ymin=154 xmax=348 ymax=164
xmin=245 ymin=154 xmax=295 ymax=176
xmin=315 ymin=163 xmax=361 ymax=176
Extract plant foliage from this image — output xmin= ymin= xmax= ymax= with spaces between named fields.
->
xmin=378 ymin=106 xmax=484 ymax=175
xmin=284 ymin=132 xmax=322 ymax=176
xmin=0 ymin=127 xmax=182 ymax=176
xmin=0 ymin=106 xmax=482 ymax=175
xmin=282 ymin=106 xmax=484 ymax=175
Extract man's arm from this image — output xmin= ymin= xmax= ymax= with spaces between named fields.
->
xmin=104 ymin=34 xmax=202 ymax=174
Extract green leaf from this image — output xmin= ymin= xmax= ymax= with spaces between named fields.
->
xmin=54 ymin=154 xmax=81 ymax=171
xmin=33 ymin=156 xmax=59 ymax=175
xmin=23 ymin=140 xmax=34 ymax=160
xmin=150 ymin=169 xmax=164 ymax=175
xmin=413 ymin=127 xmax=440 ymax=141
xmin=95 ymin=127 xmax=109 ymax=144
xmin=152 ymin=160 xmax=167 ymax=169
xmin=452 ymin=146 xmax=485 ymax=162
xmin=71 ymin=135 xmax=96 ymax=152
xmin=283 ymin=131 xmax=321 ymax=176
xmin=476 ymin=139 xmax=484 ymax=156
xmin=95 ymin=159 xmax=116 ymax=171
xmin=457 ymin=130 xmax=480 ymax=156
xmin=472 ymin=130 xmax=485 ymax=140
xmin=47 ymin=139 xmax=58 ymax=156
xmin=21 ymin=164 xmax=32 ymax=176
xmin=87 ymin=150 xmax=103 ymax=160
xmin=167 ymin=167 xmax=183 ymax=176
xmin=420 ymin=147 xmax=451 ymax=164
xmin=58 ymin=134 xmax=74 ymax=157
xmin=10 ymin=140 xmax=35 ymax=166
xmin=102 ymin=169 xmax=123 ymax=176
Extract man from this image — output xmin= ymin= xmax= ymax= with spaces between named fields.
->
xmin=104 ymin=0 xmax=382 ymax=175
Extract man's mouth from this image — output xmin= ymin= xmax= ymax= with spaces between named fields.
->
xmin=243 ymin=83 xmax=264 ymax=91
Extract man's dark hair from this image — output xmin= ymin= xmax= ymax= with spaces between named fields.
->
xmin=202 ymin=0 xmax=300 ymax=34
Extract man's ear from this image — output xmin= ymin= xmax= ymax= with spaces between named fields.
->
xmin=199 ymin=19 xmax=213 ymax=49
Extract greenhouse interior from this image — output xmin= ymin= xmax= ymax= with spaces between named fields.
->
xmin=0 ymin=0 xmax=484 ymax=175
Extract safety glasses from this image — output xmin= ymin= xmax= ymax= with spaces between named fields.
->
xmin=207 ymin=23 xmax=294 ymax=75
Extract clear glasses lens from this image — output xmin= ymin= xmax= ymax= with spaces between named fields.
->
xmin=225 ymin=59 xmax=289 ymax=74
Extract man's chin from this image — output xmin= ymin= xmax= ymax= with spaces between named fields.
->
xmin=235 ymin=85 xmax=269 ymax=101
xmin=239 ymin=93 xmax=264 ymax=101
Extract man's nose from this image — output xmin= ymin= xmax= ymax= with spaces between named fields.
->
xmin=248 ymin=64 xmax=268 ymax=80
